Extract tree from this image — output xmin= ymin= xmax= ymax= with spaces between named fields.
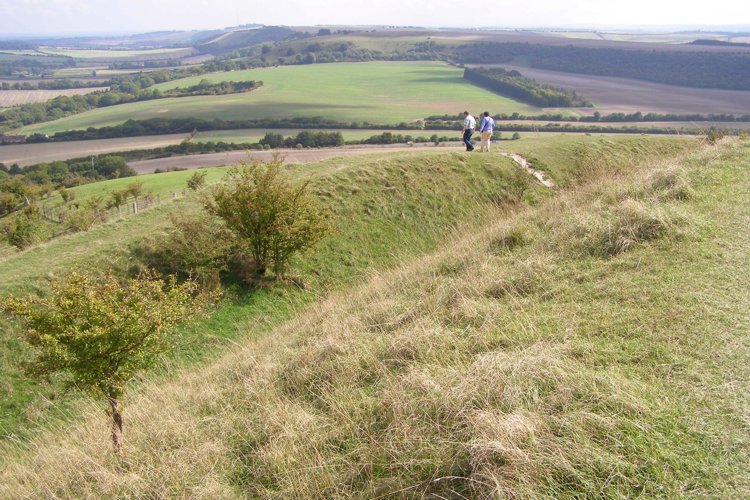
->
xmin=96 ymin=156 xmax=135 ymax=178
xmin=107 ymin=188 xmax=128 ymax=218
xmin=205 ymin=158 xmax=332 ymax=279
xmin=125 ymin=181 xmax=145 ymax=204
xmin=2 ymin=270 xmax=205 ymax=455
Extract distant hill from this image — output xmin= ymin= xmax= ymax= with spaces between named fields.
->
xmin=690 ymin=39 xmax=750 ymax=47
xmin=196 ymin=26 xmax=296 ymax=54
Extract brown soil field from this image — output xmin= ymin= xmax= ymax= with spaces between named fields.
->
xmin=0 ymin=87 xmax=108 ymax=107
xmin=0 ymin=134 xmax=187 ymax=167
xmin=474 ymin=64 xmax=750 ymax=115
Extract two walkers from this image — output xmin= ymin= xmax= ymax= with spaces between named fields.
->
xmin=462 ymin=111 xmax=495 ymax=152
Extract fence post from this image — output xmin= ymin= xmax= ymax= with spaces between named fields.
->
xmin=133 ymin=202 xmax=138 ymax=215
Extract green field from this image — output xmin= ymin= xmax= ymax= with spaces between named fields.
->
xmin=21 ymin=62 xmax=545 ymax=135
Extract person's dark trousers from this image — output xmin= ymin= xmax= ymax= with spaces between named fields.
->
xmin=463 ymin=129 xmax=475 ymax=151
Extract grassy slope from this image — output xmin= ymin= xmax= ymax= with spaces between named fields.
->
xmin=1 ymin=145 xmax=552 ymax=435
xmin=1 ymin=135 xmax=745 ymax=496
xmin=20 ymin=62 xmax=544 ymax=135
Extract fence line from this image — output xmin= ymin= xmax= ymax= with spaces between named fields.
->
xmin=41 ymin=190 xmax=189 ymax=227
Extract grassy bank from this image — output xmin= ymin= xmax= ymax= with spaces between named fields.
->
xmin=3 ymin=136 xmax=742 ymax=496
xmin=1 ymin=147 xmax=547 ymax=435
xmin=3 ymin=137 xmax=747 ymax=497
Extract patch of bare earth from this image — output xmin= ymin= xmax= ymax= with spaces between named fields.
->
xmin=472 ymin=64 xmax=750 ymax=116
xmin=0 ymin=87 xmax=107 ymax=107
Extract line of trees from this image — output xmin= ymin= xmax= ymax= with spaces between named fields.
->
xmin=464 ymin=67 xmax=592 ymax=107
xmin=0 ymin=155 xmax=135 ymax=218
xmin=424 ymin=111 xmax=750 ymax=123
xmin=259 ymin=130 xmax=344 ymax=148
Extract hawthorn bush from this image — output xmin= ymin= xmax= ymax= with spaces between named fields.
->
xmin=3 ymin=270 xmax=208 ymax=455
xmin=204 ymin=159 xmax=332 ymax=280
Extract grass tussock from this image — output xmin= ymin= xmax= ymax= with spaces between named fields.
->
xmin=1 ymin=140 xmax=748 ymax=498
xmin=541 ymin=164 xmax=697 ymax=258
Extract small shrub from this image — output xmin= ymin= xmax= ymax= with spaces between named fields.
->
xmin=67 ymin=198 xmax=106 ymax=231
xmin=706 ymin=129 xmax=727 ymax=144
xmin=132 ymin=212 xmax=232 ymax=290
xmin=187 ymin=170 xmax=208 ymax=191
xmin=2 ymin=207 xmax=48 ymax=249
xmin=57 ymin=187 xmax=74 ymax=204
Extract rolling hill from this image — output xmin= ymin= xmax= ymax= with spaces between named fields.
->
xmin=19 ymin=61 xmax=545 ymax=135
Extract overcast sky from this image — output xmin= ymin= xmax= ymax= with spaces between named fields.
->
xmin=1 ymin=0 xmax=748 ymax=36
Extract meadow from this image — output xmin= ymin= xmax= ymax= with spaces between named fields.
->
xmin=1 ymin=132 xmax=747 ymax=496
xmin=20 ymin=61 xmax=545 ymax=135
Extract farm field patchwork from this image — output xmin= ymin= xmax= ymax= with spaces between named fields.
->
xmin=19 ymin=62 xmax=546 ymax=135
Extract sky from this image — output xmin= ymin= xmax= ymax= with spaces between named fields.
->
xmin=0 ymin=0 xmax=748 ymax=36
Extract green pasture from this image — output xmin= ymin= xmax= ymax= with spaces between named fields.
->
xmin=21 ymin=61 xmax=546 ymax=135
xmin=56 ymin=167 xmax=230 ymax=206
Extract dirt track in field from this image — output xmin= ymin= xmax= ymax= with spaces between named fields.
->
xmin=0 ymin=87 xmax=107 ymax=107
xmin=127 ymin=145 xmax=446 ymax=173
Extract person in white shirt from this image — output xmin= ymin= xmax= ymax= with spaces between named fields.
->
xmin=462 ymin=111 xmax=476 ymax=151
xmin=479 ymin=111 xmax=496 ymax=152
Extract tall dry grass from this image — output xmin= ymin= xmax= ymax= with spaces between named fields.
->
xmin=2 ymin=141 xmax=747 ymax=498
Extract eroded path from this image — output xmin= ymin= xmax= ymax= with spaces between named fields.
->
xmin=501 ymin=151 xmax=557 ymax=188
